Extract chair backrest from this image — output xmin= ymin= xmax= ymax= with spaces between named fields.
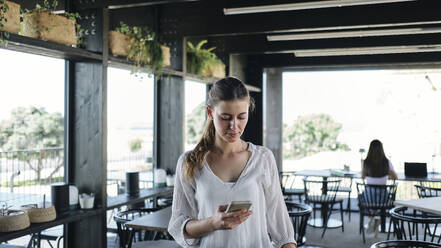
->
xmin=280 ymin=172 xmax=295 ymax=191
xmin=303 ymin=179 xmax=341 ymax=203
xmin=285 ymin=201 xmax=312 ymax=246
xmin=356 ymin=183 xmax=397 ymax=210
xmin=114 ymin=208 xmax=160 ymax=247
xmin=415 ymin=185 xmax=441 ymax=198
xmin=370 ymin=240 xmax=441 ymax=248
xmin=390 ymin=206 xmax=441 ymax=244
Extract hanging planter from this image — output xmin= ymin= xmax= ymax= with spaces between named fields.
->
xmin=187 ymin=40 xmax=226 ymax=78
xmin=22 ymin=1 xmax=82 ymax=46
xmin=109 ymin=22 xmax=170 ymax=72
xmin=0 ymin=1 xmax=20 ymax=33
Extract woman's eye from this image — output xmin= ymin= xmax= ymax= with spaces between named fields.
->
xmin=221 ymin=117 xmax=230 ymax=121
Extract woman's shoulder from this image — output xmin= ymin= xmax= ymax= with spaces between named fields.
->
xmin=247 ymin=142 xmax=272 ymax=155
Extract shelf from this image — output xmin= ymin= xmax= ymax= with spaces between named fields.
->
xmin=1 ymin=33 xmax=103 ymax=61
xmin=108 ymin=56 xmax=262 ymax=92
xmin=0 ymin=208 xmax=103 ymax=242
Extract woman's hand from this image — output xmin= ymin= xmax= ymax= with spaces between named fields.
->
xmin=282 ymin=243 xmax=297 ymax=248
xmin=210 ymin=205 xmax=252 ymax=231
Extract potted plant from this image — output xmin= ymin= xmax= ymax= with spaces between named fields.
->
xmin=0 ymin=0 xmax=20 ymax=44
xmin=187 ymin=40 xmax=226 ymax=78
xmin=22 ymin=0 xmax=82 ymax=46
xmin=109 ymin=21 xmax=170 ymax=73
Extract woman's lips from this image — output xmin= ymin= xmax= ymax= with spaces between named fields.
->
xmin=227 ymin=132 xmax=239 ymax=137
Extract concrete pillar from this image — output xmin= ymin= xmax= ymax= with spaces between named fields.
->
xmin=264 ymin=68 xmax=283 ymax=172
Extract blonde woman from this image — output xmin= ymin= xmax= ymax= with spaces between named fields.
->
xmin=168 ymin=77 xmax=296 ymax=247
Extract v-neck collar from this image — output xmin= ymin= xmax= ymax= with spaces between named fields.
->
xmin=204 ymin=142 xmax=254 ymax=187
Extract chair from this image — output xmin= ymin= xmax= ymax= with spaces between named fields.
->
xmin=285 ymin=201 xmax=312 ymax=246
xmin=114 ymin=207 xmax=160 ymax=248
xmin=370 ymin=240 xmax=441 ymax=248
xmin=280 ymin=172 xmax=305 ymax=202
xmin=328 ymin=176 xmax=354 ymax=221
xmin=415 ymin=185 xmax=441 ymax=198
xmin=28 ymin=226 xmax=63 ymax=248
xmin=303 ymin=178 xmax=344 ymax=238
xmin=356 ymin=183 xmax=397 ymax=243
xmin=390 ymin=206 xmax=441 ymax=244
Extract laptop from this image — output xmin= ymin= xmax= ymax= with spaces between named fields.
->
xmin=404 ymin=162 xmax=428 ymax=178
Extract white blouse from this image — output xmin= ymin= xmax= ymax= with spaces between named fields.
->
xmin=168 ymin=142 xmax=296 ymax=248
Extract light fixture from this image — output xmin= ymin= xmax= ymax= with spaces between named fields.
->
xmin=223 ymin=0 xmax=417 ymax=15
xmin=267 ymin=27 xmax=441 ymax=41
xmin=293 ymin=44 xmax=441 ymax=57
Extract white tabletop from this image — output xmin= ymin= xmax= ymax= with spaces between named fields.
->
xmin=395 ymin=197 xmax=441 ymax=215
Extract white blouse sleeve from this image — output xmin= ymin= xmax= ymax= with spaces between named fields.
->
xmin=168 ymin=153 xmax=200 ymax=247
xmin=263 ymin=148 xmax=296 ymax=247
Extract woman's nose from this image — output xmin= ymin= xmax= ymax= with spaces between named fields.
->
xmin=229 ymin=119 xmax=237 ymax=129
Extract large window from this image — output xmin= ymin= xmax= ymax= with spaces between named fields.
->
xmin=0 ymin=48 xmax=65 ymax=205
xmin=107 ymin=68 xmax=155 ymax=196
xmin=184 ymin=80 xmax=207 ymax=151
xmin=282 ymin=69 xmax=441 ymax=173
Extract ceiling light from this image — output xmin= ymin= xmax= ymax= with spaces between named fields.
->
xmin=293 ymin=44 xmax=441 ymax=57
xmin=224 ymin=0 xmax=417 ymax=15
xmin=267 ymin=27 xmax=441 ymax=41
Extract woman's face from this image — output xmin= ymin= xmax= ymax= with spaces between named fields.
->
xmin=207 ymin=99 xmax=249 ymax=143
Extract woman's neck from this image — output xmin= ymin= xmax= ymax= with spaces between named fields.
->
xmin=212 ymin=136 xmax=245 ymax=156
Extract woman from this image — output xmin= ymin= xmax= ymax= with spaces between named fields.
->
xmin=361 ymin=139 xmax=398 ymax=233
xmin=168 ymin=77 xmax=296 ymax=248
xmin=362 ymin=139 xmax=398 ymax=185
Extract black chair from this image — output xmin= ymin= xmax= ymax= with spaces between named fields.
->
xmin=415 ymin=185 xmax=441 ymax=198
xmin=356 ymin=183 xmax=397 ymax=243
xmin=328 ymin=176 xmax=354 ymax=221
xmin=28 ymin=226 xmax=63 ymax=248
xmin=390 ymin=206 xmax=441 ymax=244
xmin=303 ymin=179 xmax=344 ymax=238
xmin=371 ymin=240 xmax=441 ymax=248
xmin=114 ymin=207 xmax=160 ymax=248
xmin=285 ymin=201 xmax=312 ymax=246
xmin=280 ymin=172 xmax=305 ymax=202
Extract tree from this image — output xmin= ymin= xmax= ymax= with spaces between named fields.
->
xmin=0 ymin=106 xmax=64 ymax=182
xmin=284 ymin=113 xmax=349 ymax=159
xmin=129 ymin=138 xmax=143 ymax=152
xmin=186 ymin=102 xmax=206 ymax=145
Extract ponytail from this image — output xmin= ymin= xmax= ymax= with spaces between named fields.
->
xmin=184 ymin=119 xmax=216 ymax=180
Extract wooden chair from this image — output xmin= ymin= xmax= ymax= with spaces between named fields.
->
xmin=356 ymin=183 xmax=397 ymax=243
xmin=280 ymin=172 xmax=305 ymax=202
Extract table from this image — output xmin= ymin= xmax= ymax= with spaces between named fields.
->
xmin=125 ymin=207 xmax=171 ymax=232
xmin=107 ymin=187 xmax=173 ymax=210
xmin=295 ymin=169 xmax=357 ymax=229
xmin=395 ymin=197 xmax=441 ymax=215
xmin=125 ymin=207 xmax=172 ymax=248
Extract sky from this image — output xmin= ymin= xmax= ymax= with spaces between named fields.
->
xmin=0 ymin=48 xmax=65 ymax=120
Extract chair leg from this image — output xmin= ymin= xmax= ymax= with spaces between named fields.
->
xmin=361 ymin=216 xmax=366 ymax=243
xmin=321 ymin=203 xmax=333 ymax=238
xmin=340 ymin=202 xmax=344 ymax=232
xmin=347 ymin=193 xmax=351 ymax=222
xmin=386 ymin=217 xmax=393 ymax=240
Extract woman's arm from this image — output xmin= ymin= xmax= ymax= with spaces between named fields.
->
xmin=264 ymin=148 xmax=297 ymax=248
xmin=388 ymin=161 xmax=398 ymax=180
xmin=388 ymin=170 xmax=398 ymax=180
xmin=185 ymin=206 xmax=252 ymax=238
xmin=282 ymin=244 xmax=297 ymax=248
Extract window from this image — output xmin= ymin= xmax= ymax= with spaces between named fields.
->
xmin=282 ymin=69 xmax=441 ymax=199
xmin=184 ymin=80 xmax=207 ymax=151
xmin=107 ymin=68 xmax=155 ymax=196
xmin=0 ymin=48 xmax=65 ymax=207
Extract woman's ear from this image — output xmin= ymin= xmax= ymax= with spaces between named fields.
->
xmin=206 ymin=106 xmax=213 ymax=120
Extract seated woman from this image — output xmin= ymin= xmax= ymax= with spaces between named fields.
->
xmin=362 ymin=139 xmax=398 ymax=186
xmin=361 ymin=139 xmax=398 ymax=233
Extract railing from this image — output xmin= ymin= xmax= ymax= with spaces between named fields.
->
xmin=0 ymin=147 xmax=64 ymax=206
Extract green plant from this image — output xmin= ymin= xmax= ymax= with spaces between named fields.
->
xmin=129 ymin=138 xmax=143 ymax=152
xmin=116 ymin=21 xmax=164 ymax=74
xmin=25 ymin=0 xmax=85 ymax=47
xmin=187 ymin=40 xmax=222 ymax=76
xmin=0 ymin=0 xmax=10 ymax=45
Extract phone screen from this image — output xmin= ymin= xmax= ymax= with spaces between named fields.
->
xmin=225 ymin=201 xmax=252 ymax=213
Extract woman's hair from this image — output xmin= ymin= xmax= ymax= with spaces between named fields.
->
xmin=184 ymin=77 xmax=255 ymax=180
xmin=364 ymin=139 xmax=389 ymax=177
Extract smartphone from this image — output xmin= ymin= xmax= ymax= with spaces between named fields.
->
xmin=225 ymin=201 xmax=252 ymax=213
